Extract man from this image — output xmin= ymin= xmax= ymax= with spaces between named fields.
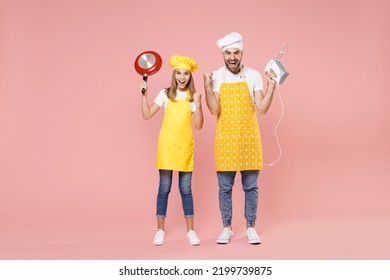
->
xmin=203 ymin=32 xmax=277 ymax=245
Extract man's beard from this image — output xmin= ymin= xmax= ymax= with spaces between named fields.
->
xmin=225 ymin=60 xmax=241 ymax=74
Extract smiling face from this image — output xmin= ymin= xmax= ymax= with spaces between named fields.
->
xmin=223 ymin=48 xmax=243 ymax=74
xmin=175 ymin=68 xmax=191 ymax=91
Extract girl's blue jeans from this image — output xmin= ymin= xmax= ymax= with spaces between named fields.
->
xmin=156 ymin=169 xmax=194 ymax=218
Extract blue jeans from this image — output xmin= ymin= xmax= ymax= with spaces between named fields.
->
xmin=156 ymin=169 xmax=194 ymax=218
xmin=217 ymin=170 xmax=260 ymax=227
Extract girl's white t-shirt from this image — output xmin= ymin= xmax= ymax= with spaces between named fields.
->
xmin=153 ymin=89 xmax=197 ymax=112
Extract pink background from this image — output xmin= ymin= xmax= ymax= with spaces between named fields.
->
xmin=1 ymin=0 xmax=389 ymax=259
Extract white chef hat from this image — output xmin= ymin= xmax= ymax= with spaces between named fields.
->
xmin=217 ymin=32 xmax=243 ymax=52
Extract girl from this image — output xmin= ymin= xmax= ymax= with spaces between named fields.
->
xmin=140 ymin=55 xmax=203 ymax=245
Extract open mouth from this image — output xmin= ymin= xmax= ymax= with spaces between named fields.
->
xmin=178 ymin=80 xmax=187 ymax=87
xmin=227 ymin=60 xmax=239 ymax=69
xmin=229 ymin=60 xmax=238 ymax=66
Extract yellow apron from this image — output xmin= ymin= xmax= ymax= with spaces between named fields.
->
xmin=156 ymin=92 xmax=194 ymax=172
xmin=215 ymin=72 xmax=263 ymax=171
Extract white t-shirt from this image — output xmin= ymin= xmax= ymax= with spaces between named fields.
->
xmin=153 ymin=89 xmax=197 ymax=112
xmin=211 ymin=66 xmax=264 ymax=102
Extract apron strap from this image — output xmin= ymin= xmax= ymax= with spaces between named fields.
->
xmin=222 ymin=65 xmax=245 ymax=83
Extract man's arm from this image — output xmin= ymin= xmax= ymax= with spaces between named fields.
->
xmin=254 ymin=71 xmax=277 ymax=115
xmin=203 ymin=72 xmax=220 ymax=115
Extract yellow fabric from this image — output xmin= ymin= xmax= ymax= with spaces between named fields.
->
xmin=156 ymin=93 xmax=194 ymax=171
xmin=215 ymin=81 xmax=263 ymax=171
xmin=169 ymin=55 xmax=198 ymax=72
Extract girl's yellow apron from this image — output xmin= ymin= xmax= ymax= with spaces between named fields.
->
xmin=156 ymin=92 xmax=194 ymax=172
xmin=215 ymin=70 xmax=263 ymax=171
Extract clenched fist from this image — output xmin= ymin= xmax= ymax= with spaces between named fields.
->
xmin=193 ymin=92 xmax=201 ymax=107
xmin=203 ymin=72 xmax=213 ymax=89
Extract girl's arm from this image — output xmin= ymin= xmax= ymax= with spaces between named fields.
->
xmin=193 ymin=92 xmax=203 ymax=130
xmin=140 ymin=81 xmax=160 ymax=119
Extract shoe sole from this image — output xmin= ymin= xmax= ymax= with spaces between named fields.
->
xmin=188 ymin=237 xmax=201 ymax=246
xmin=216 ymin=238 xmax=231 ymax=244
xmin=217 ymin=233 xmax=233 ymax=244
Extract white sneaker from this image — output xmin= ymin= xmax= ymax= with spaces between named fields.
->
xmin=187 ymin=230 xmax=201 ymax=246
xmin=153 ymin=229 xmax=165 ymax=245
xmin=246 ymin=227 xmax=261 ymax=244
xmin=216 ymin=228 xmax=233 ymax=244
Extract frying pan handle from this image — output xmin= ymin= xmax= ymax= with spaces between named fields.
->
xmin=141 ymin=74 xmax=148 ymax=94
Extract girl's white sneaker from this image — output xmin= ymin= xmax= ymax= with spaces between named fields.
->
xmin=153 ymin=229 xmax=165 ymax=245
